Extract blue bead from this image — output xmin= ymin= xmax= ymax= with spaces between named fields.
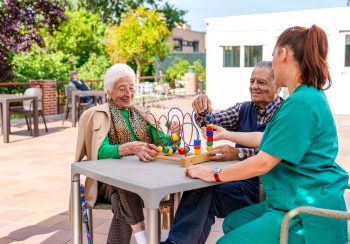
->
xmin=194 ymin=139 xmax=201 ymax=145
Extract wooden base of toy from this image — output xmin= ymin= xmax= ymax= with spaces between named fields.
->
xmin=154 ymin=153 xmax=210 ymax=167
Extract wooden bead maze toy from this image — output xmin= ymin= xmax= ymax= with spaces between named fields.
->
xmin=146 ymin=107 xmax=213 ymax=167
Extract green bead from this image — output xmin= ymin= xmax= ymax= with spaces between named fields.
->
xmin=207 ymin=141 xmax=213 ymax=146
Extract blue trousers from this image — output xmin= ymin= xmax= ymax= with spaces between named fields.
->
xmin=166 ymin=179 xmax=259 ymax=244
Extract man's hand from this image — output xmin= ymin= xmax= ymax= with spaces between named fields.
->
xmin=207 ymin=145 xmax=239 ymax=161
xmin=201 ymin=124 xmax=228 ymax=141
xmin=192 ymin=95 xmax=212 ymax=113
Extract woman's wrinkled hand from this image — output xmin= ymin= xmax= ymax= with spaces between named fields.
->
xmin=185 ymin=165 xmax=214 ymax=182
xmin=201 ymin=124 xmax=227 ymax=141
xmin=126 ymin=141 xmax=160 ymax=162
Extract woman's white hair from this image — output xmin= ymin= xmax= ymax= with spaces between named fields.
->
xmin=103 ymin=63 xmax=136 ymax=95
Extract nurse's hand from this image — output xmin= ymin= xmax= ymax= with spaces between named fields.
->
xmin=185 ymin=165 xmax=214 ymax=182
xmin=201 ymin=124 xmax=228 ymax=141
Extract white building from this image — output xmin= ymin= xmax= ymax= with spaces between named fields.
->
xmin=205 ymin=7 xmax=350 ymax=114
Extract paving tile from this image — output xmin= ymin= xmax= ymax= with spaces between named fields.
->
xmin=206 ymin=230 xmax=224 ymax=243
xmin=0 ymin=220 xmax=11 ymax=229
xmin=93 ymin=219 xmax=111 ymax=235
xmin=0 ymin=209 xmax=35 ymax=222
xmin=0 ymin=238 xmax=14 ymax=244
xmin=2 ymin=225 xmax=64 ymax=242
xmin=20 ymin=228 xmax=71 ymax=244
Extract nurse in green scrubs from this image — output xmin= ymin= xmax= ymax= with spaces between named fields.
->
xmin=185 ymin=25 xmax=348 ymax=244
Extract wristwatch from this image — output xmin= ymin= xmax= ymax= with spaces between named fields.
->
xmin=237 ymin=148 xmax=244 ymax=159
xmin=213 ymin=167 xmax=222 ymax=182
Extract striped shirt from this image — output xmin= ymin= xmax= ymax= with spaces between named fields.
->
xmin=195 ymin=96 xmax=283 ymax=159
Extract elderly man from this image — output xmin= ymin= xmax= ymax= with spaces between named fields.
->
xmin=162 ymin=61 xmax=283 ymax=244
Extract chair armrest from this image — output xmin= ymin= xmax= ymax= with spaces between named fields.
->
xmin=280 ymin=206 xmax=350 ymax=244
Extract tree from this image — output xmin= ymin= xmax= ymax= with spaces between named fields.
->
xmin=76 ymin=0 xmax=186 ymax=30
xmin=106 ymin=7 xmax=171 ymax=82
xmin=12 ymin=9 xmax=110 ymax=82
xmin=0 ymin=0 xmax=66 ymax=81
xmin=44 ymin=8 xmax=107 ymax=68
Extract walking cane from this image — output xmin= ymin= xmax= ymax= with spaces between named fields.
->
xmin=80 ymin=184 xmax=92 ymax=244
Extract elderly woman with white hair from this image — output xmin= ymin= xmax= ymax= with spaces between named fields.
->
xmin=75 ymin=63 xmax=173 ymax=244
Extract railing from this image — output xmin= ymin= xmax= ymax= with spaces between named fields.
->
xmin=0 ymin=75 xmax=176 ymax=114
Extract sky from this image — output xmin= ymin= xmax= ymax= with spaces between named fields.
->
xmin=168 ymin=0 xmax=348 ymax=32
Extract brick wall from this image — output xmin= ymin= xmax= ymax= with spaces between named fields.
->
xmin=35 ymin=80 xmax=58 ymax=115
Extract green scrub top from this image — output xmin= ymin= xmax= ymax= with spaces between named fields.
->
xmin=260 ymin=84 xmax=348 ymax=244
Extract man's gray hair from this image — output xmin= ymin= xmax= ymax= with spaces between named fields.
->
xmin=103 ymin=63 xmax=136 ymax=95
xmin=255 ymin=61 xmax=274 ymax=79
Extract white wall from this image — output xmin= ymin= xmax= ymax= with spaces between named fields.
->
xmin=205 ymin=7 xmax=350 ymax=114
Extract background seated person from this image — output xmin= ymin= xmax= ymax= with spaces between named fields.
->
xmin=75 ymin=63 xmax=177 ymax=244
xmin=69 ymin=70 xmax=93 ymax=104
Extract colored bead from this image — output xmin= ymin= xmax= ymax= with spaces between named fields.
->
xmin=207 ymin=124 xmax=214 ymax=128
xmin=167 ymin=147 xmax=173 ymax=155
xmin=194 ymin=149 xmax=201 ymax=155
xmin=170 ymin=146 xmax=177 ymax=153
xmin=194 ymin=139 xmax=201 ymax=145
xmin=171 ymin=133 xmax=179 ymax=142
xmin=162 ymin=147 xmax=169 ymax=153
xmin=206 ymin=126 xmax=213 ymax=132
xmin=206 ymin=137 xmax=213 ymax=142
xmin=158 ymin=146 xmax=163 ymax=152
xmin=194 ymin=145 xmax=201 ymax=149
xmin=177 ymin=140 xmax=182 ymax=147
xmin=185 ymin=146 xmax=190 ymax=153
xmin=206 ymin=131 xmax=214 ymax=137
xmin=206 ymin=141 xmax=213 ymax=146
xmin=206 ymin=146 xmax=213 ymax=151
xmin=178 ymin=148 xmax=186 ymax=155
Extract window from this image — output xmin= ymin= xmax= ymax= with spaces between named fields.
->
xmin=244 ymin=46 xmax=262 ymax=67
xmin=193 ymin=41 xmax=199 ymax=52
xmin=223 ymin=46 xmax=240 ymax=67
xmin=345 ymin=35 xmax=350 ymax=67
xmin=173 ymin=38 xmax=183 ymax=52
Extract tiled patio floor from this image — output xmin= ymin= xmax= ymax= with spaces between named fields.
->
xmin=0 ymin=96 xmax=349 ymax=244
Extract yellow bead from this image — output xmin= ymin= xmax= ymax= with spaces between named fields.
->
xmin=167 ymin=147 xmax=174 ymax=155
xmin=171 ymin=133 xmax=179 ymax=142
xmin=158 ymin=146 xmax=163 ymax=152
xmin=206 ymin=146 xmax=213 ymax=151
xmin=194 ymin=149 xmax=201 ymax=155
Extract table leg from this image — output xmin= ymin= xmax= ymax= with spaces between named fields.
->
xmin=32 ymin=98 xmax=39 ymax=137
xmin=72 ymin=94 xmax=77 ymax=127
xmin=2 ymin=101 xmax=9 ymax=143
xmin=147 ymin=208 xmax=159 ymax=244
xmin=72 ymin=174 xmax=82 ymax=244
